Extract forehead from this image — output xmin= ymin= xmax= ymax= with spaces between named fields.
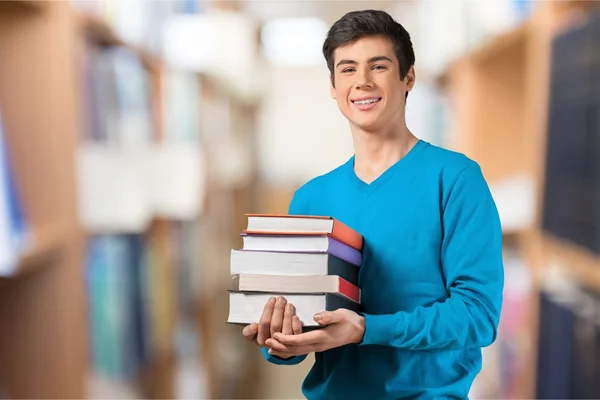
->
xmin=333 ymin=35 xmax=396 ymax=62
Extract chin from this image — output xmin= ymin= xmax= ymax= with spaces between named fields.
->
xmin=340 ymin=108 xmax=384 ymax=132
xmin=351 ymin=117 xmax=382 ymax=132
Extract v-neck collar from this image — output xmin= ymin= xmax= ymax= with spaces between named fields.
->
xmin=345 ymin=139 xmax=427 ymax=194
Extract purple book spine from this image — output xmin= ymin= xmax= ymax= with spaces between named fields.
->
xmin=327 ymin=237 xmax=362 ymax=267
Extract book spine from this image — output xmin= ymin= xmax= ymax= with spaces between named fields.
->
xmin=337 ymin=277 xmax=360 ymax=303
xmin=229 ymin=274 xmax=360 ymax=303
xmin=327 ymin=255 xmax=359 ymax=286
xmin=327 ymin=237 xmax=362 ymax=267
xmin=331 ymin=219 xmax=363 ymax=251
xmin=324 ymin=292 xmax=360 ymax=313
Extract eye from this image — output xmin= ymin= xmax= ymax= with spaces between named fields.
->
xmin=342 ymin=67 xmax=355 ymax=73
xmin=372 ymin=65 xmax=387 ymax=70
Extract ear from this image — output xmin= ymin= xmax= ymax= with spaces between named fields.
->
xmin=404 ymin=65 xmax=416 ymax=92
xmin=329 ymin=75 xmax=336 ymax=99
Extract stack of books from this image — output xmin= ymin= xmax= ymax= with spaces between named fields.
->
xmin=227 ymin=214 xmax=363 ymax=329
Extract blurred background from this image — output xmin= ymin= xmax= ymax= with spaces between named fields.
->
xmin=0 ymin=0 xmax=598 ymax=398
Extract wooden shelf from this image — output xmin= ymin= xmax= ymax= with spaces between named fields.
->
xmin=0 ymin=0 xmax=48 ymax=14
xmin=79 ymin=13 xmax=123 ymax=47
xmin=16 ymin=222 xmax=68 ymax=276
xmin=138 ymin=349 xmax=176 ymax=399
xmin=436 ymin=22 xmax=530 ymax=88
xmin=551 ymin=0 xmax=599 ymax=15
xmin=439 ymin=39 xmax=529 ymax=183
xmin=16 ymin=0 xmax=48 ymax=12
xmin=0 ymin=1 xmax=174 ymax=398
xmin=0 ymin=2 xmax=87 ymax=398
xmin=0 ymin=222 xmax=67 ymax=283
xmin=471 ymin=22 xmax=531 ymax=65
xmin=78 ymin=13 xmax=161 ymax=72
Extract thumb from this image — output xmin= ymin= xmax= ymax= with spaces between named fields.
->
xmin=313 ymin=310 xmax=344 ymax=325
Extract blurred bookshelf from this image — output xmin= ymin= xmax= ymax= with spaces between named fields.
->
xmin=74 ymin=1 xmax=265 ymax=399
xmin=0 ymin=1 xmax=86 ymax=398
xmin=437 ymin=1 xmax=600 ymax=398
xmin=193 ymin=73 xmax=264 ymax=398
xmin=0 ymin=0 xmax=219 ymax=398
xmin=75 ymin=4 xmax=187 ymax=400
xmin=78 ymin=13 xmax=162 ymax=75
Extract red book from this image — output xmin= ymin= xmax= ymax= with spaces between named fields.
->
xmin=244 ymin=214 xmax=363 ymax=251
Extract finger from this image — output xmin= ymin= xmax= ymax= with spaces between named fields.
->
xmin=270 ymin=296 xmax=287 ymax=337
xmin=257 ymin=297 xmax=276 ymax=346
xmin=282 ymin=303 xmax=295 ymax=335
xmin=265 ymin=338 xmax=289 ymax=352
xmin=273 ymin=330 xmax=324 ymax=346
xmin=268 ymin=344 xmax=316 ymax=358
xmin=242 ymin=323 xmax=258 ymax=341
xmin=292 ymin=315 xmax=303 ymax=335
xmin=313 ymin=310 xmax=343 ymax=326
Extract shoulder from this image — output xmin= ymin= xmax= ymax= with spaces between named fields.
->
xmin=419 ymin=141 xmax=481 ymax=179
xmin=288 ymin=158 xmax=351 ymax=215
xmin=417 ymin=141 xmax=490 ymax=204
xmin=296 ymin=157 xmax=350 ymax=194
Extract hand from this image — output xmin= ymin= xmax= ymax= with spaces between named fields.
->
xmin=265 ymin=308 xmax=365 ymax=358
xmin=242 ymin=296 xmax=303 ymax=348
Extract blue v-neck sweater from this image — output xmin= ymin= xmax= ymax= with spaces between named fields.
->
xmin=261 ymin=140 xmax=504 ymax=399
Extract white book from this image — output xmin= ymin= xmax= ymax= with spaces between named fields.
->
xmin=227 ymin=292 xmax=359 ymax=328
xmin=230 ymin=274 xmax=360 ymax=303
xmin=229 ymin=249 xmax=359 ymax=285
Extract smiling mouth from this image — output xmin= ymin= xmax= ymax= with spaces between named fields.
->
xmin=351 ymin=97 xmax=382 ymax=105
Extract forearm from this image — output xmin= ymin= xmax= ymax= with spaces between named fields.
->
xmin=359 ymin=290 xmax=500 ymax=350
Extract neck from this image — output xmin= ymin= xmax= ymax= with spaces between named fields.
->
xmin=350 ymin=120 xmax=417 ymax=184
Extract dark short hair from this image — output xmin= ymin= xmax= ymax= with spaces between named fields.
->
xmin=322 ymin=10 xmax=415 ymax=99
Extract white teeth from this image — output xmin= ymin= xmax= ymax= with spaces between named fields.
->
xmin=354 ymin=98 xmax=380 ymax=105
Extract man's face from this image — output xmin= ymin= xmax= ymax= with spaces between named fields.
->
xmin=330 ymin=35 xmax=415 ymax=132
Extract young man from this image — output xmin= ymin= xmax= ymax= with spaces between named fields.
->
xmin=242 ymin=9 xmax=504 ymax=399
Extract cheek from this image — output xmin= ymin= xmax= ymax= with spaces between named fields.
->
xmin=336 ymin=97 xmax=351 ymax=118
xmin=333 ymin=85 xmax=350 ymax=106
xmin=382 ymin=79 xmax=404 ymax=104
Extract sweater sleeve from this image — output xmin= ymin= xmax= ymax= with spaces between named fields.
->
xmin=261 ymin=188 xmax=310 ymax=366
xmin=359 ymin=164 xmax=504 ymax=350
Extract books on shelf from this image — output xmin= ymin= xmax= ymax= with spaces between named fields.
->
xmin=535 ymin=285 xmax=600 ymax=399
xmin=77 ymin=39 xmax=206 ymax=233
xmin=85 ymin=227 xmax=177 ymax=380
xmin=227 ymin=214 xmax=363 ymax=328
xmin=542 ymin=9 xmax=600 ymax=255
xmin=80 ymin=39 xmax=154 ymax=146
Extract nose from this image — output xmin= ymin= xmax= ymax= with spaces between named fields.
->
xmin=354 ymin=68 xmax=373 ymax=90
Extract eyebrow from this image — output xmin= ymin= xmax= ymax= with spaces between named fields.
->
xmin=336 ymin=56 xmax=393 ymax=69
